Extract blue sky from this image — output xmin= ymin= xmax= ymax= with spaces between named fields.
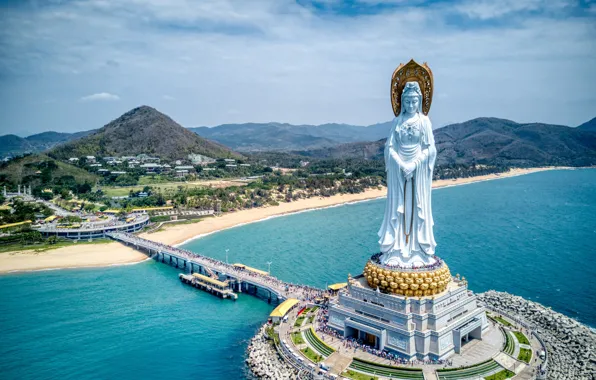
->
xmin=0 ymin=0 xmax=594 ymax=136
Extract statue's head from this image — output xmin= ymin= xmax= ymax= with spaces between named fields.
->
xmin=401 ymin=82 xmax=422 ymax=115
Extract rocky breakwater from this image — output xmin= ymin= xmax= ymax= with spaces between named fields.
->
xmin=478 ymin=290 xmax=595 ymax=380
xmin=246 ymin=324 xmax=298 ymax=380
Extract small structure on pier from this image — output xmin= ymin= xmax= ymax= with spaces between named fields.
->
xmin=179 ymin=273 xmax=238 ymax=300
xmin=269 ymin=298 xmax=299 ymax=323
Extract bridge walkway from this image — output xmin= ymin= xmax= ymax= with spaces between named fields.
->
xmin=107 ymin=232 xmax=323 ymax=303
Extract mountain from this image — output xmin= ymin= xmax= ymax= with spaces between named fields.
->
xmin=299 ymin=117 xmax=596 ymax=167
xmin=577 ymin=117 xmax=596 ymax=132
xmin=0 ymin=130 xmax=96 ymax=157
xmin=190 ymin=121 xmax=390 ymax=151
xmin=0 ymin=135 xmax=37 ymax=157
xmin=50 ymin=106 xmax=240 ymax=161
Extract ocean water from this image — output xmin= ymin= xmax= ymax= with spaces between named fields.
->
xmin=0 ymin=169 xmax=594 ymax=379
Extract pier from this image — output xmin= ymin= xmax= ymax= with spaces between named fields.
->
xmin=107 ymin=232 xmax=323 ymax=305
xmin=179 ymin=273 xmax=238 ymax=300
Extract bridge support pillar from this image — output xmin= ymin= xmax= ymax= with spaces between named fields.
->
xmin=268 ymin=290 xmax=272 ymax=304
xmin=237 ymin=281 xmax=242 ymax=293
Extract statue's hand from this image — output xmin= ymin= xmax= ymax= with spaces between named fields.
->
xmin=402 ymin=161 xmax=415 ymax=179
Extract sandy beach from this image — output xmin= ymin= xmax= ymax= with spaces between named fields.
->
xmin=0 ymin=243 xmax=148 ymax=274
xmin=0 ymin=166 xmax=575 ymax=273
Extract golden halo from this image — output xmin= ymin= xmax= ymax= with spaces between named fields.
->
xmin=390 ymin=59 xmax=434 ymax=117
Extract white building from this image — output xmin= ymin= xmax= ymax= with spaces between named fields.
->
xmin=140 ymin=163 xmax=162 ymax=173
xmin=188 ymin=154 xmax=216 ymax=165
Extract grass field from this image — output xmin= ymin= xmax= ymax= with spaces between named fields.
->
xmin=518 ymin=348 xmax=532 ymax=363
xmin=99 ymin=178 xmax=247 ymax=197
xmin=300 ymin=347 xmax=322 ymax=363
xmin=484 ymin=369 xmax=515 ymax=380
xmin=513 ymin=331 xmax=530 ymax=345
xmin=294 ymin=316 xmax=306 ymax=327
xmin=291 ymin=331 xmax=305 ymax=345
xmin=493 ymin=316 xmax=513 ymax=327
xmin=341 ymin=370 xmax=378 ymax=380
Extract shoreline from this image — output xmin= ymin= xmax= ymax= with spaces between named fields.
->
xmin=0 ymin=166 xmax=582 ymax=274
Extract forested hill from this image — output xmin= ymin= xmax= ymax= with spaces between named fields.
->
xmin=298 ymin=117 xmax=596 ymax=167
xmin=0 ymin=130 xmax=96 ymax=157
xmin=49 ymin=106 xmax=241 ymax=161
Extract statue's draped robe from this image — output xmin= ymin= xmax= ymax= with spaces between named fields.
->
xmin=378 ymin=114 xmax=437 ymax=261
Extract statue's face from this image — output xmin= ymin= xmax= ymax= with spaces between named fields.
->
xmin=403 ymin=94 xmax=419 ymax=114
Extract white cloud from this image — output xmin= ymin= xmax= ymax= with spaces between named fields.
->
xmin=162 ymin=95 xmax=175 ymax=101
xmin=79 ymin=92 xmax=121 ymax=102
xmin=0 ymin=0 xmax=594 ymax=134
xmin=454 ymin=0 xmax=574 ymax=20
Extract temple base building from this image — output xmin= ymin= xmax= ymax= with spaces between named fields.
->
xmin=327 ymin=256 xmax=488 ymax=360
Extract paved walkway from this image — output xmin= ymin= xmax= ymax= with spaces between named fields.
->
xmin=324 ymin=352 xmax=352 ymax=375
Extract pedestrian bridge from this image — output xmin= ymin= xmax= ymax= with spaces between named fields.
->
xmin=107 ymin=232 xmax=322 ymax=304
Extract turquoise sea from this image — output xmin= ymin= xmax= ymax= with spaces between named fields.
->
xmin=1 ymin=169 xmax=595 ymax=379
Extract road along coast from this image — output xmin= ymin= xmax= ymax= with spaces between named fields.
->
xmin=0 ymin=166 xmax=578 ymax=273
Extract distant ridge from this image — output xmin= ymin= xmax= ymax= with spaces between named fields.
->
xmin=190 ymin=121 xmax=391 ymax=151
xmin=577 ymin=117 xmax=596 ymax=132
xmin=0 ymin=130 xmax=96 ymax=157
xmin=299 ymin=117 xmax=596 ymax=167
xmin=49 ymin=106 xmax=240 ymax=160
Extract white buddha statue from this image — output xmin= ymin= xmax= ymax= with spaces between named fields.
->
xmin=378 ymin=81 xmax=437 ymax=268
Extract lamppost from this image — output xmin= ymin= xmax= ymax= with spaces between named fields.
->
xmin=225 ymin=249 xmax=229 ymax=265
xmin=266 ymin=261 xmax=272 ymax=276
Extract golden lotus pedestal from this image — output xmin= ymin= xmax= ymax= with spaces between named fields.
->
xmin=363 ymin=258 xmax=453 ymax=297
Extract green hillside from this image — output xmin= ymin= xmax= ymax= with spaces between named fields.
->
xmin=0 ymin=154 xmax=99 ymax=189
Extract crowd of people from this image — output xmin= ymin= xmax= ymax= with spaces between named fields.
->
xmin=370 ymin=252 xmax=445 ymax=271
xmin=111 ymin=232 xmax=325 ymax=302
xmin=314 ymin=309 xmax=454 ymax=367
